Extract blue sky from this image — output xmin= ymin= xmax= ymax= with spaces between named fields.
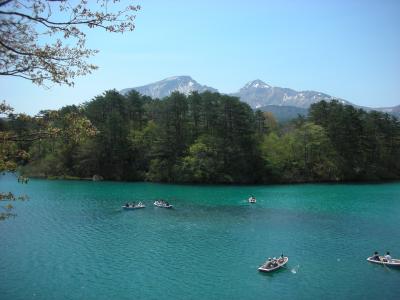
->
xmin=1 ymin=0 xmax=400 ymax=114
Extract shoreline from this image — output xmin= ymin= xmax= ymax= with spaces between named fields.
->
xmin=19 ymin=173 xmax=400 ymax=186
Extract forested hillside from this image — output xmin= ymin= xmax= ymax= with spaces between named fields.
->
xmin=5 ymin=91 xmax=400 ymax=183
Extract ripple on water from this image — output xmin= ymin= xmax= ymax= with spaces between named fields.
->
xmin=1 ymin=177 xmax=400 ymax=300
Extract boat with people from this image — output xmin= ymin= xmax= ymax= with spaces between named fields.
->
xmin=258 ymin=255 xmax=288 ymax=272
xmin=122 ymin=202 xmax=146 ymax=210
xmin=248 ymin=196 xmax=256 ymax=203
xmin=367 ymin=251 xmax=400 ymax=267
xmin=154 ymin=199 xmax=173 ymax=208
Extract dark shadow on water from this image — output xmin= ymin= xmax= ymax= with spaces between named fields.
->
xmin=374 ymin=265 xmax=400 ymax=272
xmin=365 ymin=262 xmax=400 ymax=274
xmin=258 ymin=266 xmax=289 ymax=277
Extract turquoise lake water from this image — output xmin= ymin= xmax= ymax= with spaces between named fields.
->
xmin=1 ymin=174 xmax=399 ymax=300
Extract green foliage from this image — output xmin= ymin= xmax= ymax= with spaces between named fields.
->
xmin=1 ymin=103 xmax=95 ymax=219
xmin=309 ymin=100 xmax=400 ymax=180
xmin=10 ymin=94 xmax=400 ymax=184
xmin=178 ymin=135 xmax=223 ymax=183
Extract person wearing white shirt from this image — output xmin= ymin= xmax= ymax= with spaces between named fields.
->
xmin=384 ymin=251 xmax=392 ymax=262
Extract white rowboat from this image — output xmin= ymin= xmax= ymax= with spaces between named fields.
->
xmin=258 ymin=256 xmax=288 ymax=272
xmin=122 ymin=203 xmax=146 ymax=210
xmin=154 ymin=201 xmax=173 ymax=209
xmin=367 ymin=256 xmax=400 ymax=267
xmin=248 ymin=197 xmax=256 ymax=203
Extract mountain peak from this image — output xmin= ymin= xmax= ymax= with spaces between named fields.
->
xmin=233 ymin=80 xmax=342 ymax=109
xmin=164 ymin=75 xmax=193 ymax=82
xmin=120 ymin=76 xmax=399 ymax=117
xmin=120 ymin=76 xmax=218 ymax=98
xmin=243 ymin=79 xmax=271 ymax=89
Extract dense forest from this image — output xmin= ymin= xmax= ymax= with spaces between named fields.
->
xmin=3 ymin=90 xmax=400 ymax=184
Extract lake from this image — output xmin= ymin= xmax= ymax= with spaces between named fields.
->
xmin=1 ymin=174 xmax=399 ymax=299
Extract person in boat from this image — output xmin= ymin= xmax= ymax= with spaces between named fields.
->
xmin=372 ymin=251 xmax=380 ymax=261
xmin=266 ymin=257 xmax=277 ymax=268
xmin=265 ymin=258 xmax=273 ymax=268
xmin=165 ymin=202 xmax=170 ymax=206
xmin=278 ymin=254 xmax=285 ymax=263
xmin=125 ymin=203 xmax=129 ymax=208
xmin=384 ymin=251 xmax=392 ymax=262
xmin=272 ymin=257 xmax=278 ymax=267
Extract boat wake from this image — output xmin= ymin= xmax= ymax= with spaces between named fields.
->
xmin=291 ymin=264 xmax=300 ymax=274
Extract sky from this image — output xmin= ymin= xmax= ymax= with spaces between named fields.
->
xmin=1 ymin=0 xmax=400 ymax=115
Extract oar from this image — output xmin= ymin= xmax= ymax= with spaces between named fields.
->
xmin=382 ymin=260 xmax=391 ymax=272
xmin=384 ymin=265 xmax=390 ymax=271
xmin=280 ymin=265 xmax=288 ymax=269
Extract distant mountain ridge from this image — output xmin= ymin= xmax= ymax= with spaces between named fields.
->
xmin=121 ymin=76 xmax=399 ymax=118
xmin=121 ymin=76 xmax=218 ymax=98
xmin=231 ymin=79 xmax=350 ymax=108
xmin=373 ymin=104 xmax=400 ymax=118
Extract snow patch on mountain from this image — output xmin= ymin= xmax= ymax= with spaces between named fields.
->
xmin=243 ymin=79 xmax=271 ymax=90
xmin=120 ymin=76 xmax=399 ymax=118
xmin=232 ymin=82 xmax=350 ymax=108
xmin=121 ymin=76 xmax=218 ymax=99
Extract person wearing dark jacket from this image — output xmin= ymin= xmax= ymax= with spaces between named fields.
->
xmin=372 ymin=251 xmax=380 ymax=261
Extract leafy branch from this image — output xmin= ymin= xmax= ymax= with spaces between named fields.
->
xmin=0 ymin=0 xmax=140 ymax=86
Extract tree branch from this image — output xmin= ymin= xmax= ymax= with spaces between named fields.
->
xmin=0 ymin=0 xmax=13 ymax=8
xmin=0 ymin=39 xmax=35 ymax=56
xmin=0 ymin=0 xmax=140 ymax=86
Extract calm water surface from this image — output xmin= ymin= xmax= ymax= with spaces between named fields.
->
xmin=1 ymin=175 xmax=399 ymax=300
